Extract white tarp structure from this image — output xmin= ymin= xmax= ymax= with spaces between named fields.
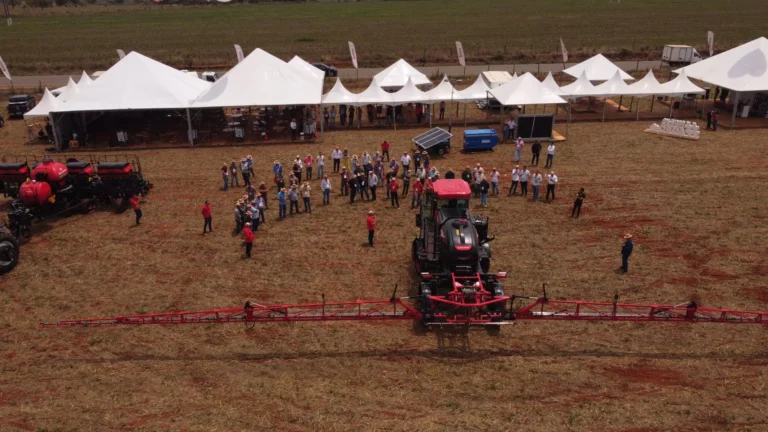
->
xmin=676 ymin=37 xmax=768 ymax=92
xmin=56 ymin=78 xmax=81 ymax=103
xmin=593 ymin=70 xmax=633 ymax=96
xmin=53 ymin=52 xmax=210 ymax=112
xmin=321 ymin=78 xmax=358 ymax=106
xmin=563 ymin=54 xmax=634 ymax=81
xmin=657 ymin=70 xmax=705 ymax=96
xmin=287 ymin=55 xmax=325 ymax=97
xmin=24 ymin=89 xmax=62 ymax=119
xmin=423 ymin=75 xmax=457 ymax=103
xmin=78 ymin=71 xmax=93 ymax=86
xmin=624 ymin=70 xmax=665 ymax=96
xmin=356 ymin=78 xmax=394 ymax=106
xmin=390 ymin=77 xmax=427 ymax=104
xmin=192 ymin=49 xmax=320 ymax=108
xmin=540 ymin=72 xmax=565 ymax=96
xmin=560 ymin=71 xmax=602 ymax=98
xmin=454 ymin=74 xmax=492 ymax=102
xmin=373 ymin=59 xmax=431 ymax=89
xmin=489 ymin=72 xmax=567 ymax=106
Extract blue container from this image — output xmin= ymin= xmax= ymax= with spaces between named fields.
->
xmin=463 ymin=129 xmax=499 ymax=152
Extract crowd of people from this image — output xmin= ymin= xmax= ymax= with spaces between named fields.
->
xmin=208 ymin=138 xmax=591 ymax=259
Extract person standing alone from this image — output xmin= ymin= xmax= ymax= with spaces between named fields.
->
xmin=389 ymin=177 xmax=400 ymax=208
xmin=531 ymin=140 xmax=541 ymax=166
xmin=620 ymin=233 xmax=633 ymax=273
xmin=243 ymin=222 xmax=254 ymax=259
xmin=545 ymin=142 xmax=556 ymax=168
xmin=130 ymin=194 xmax=142 ymax=225
xmin=366 ymin=210 xmax=376 ymax=247
xmin=202 ymin=200 xmax=212 ymax=234
xmin=571 ymin=188 xmax=586 ymax=218
xmin=546 ymin=171 xmax=558 ymax=201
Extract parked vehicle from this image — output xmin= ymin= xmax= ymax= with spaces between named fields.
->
xmin=7 ymin=95 xmax=36 ymax=119
xmin=312 ymin=63 xmax=338 ymax=77
xmin=662 ymin=45 xmax=702 ymax=66
xmin=463 ymin=129 xmax=499 ymax=152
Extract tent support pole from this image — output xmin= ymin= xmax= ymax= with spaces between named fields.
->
xmin=650 ymin=95 xmax=655 ymax=113
xmin=668 ymin=97 xmax=674 ymax=118
xmin=51 ymin=113 xmax=61 ymax=151
xmin=463 ymin=103 xmax=467 ymax=127
xmin=618 ymin=95 xmax=623 ymax=112
xmin=185 ymin=108 xmax=194 ymax=146
xmin=393 ymin=105 xmax=397 ymax=131
xmin=636 ymin=97 xmax=641 ymax=121
xmin=602 ymin=99 xmax=607 ymax=122
xmin=320 ymin=106 xmax=325 ymax=141
xmin=429 ymin=103 xmax=433 ymax=127
xmin=730 ymin=91 xmax=739 ymax=130
xmin=566 ymin=104 xmax=570 ymax=137
xmin=499 ymin=104 xmax=504 ymax=141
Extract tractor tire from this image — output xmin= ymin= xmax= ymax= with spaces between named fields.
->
xmin=0 ymin=234 xmax=19 ymax=275
xmin=437 ymin=147 xmax=445 ymax=155
xmin=77 ymin=198 xmax=93 ymax=215
xmin=113 ymin=197 xmax=129 ymax=214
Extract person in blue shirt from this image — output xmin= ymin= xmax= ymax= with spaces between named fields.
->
xmin=277 ymin=188 xmax=287 ymax=219
xmin=621 ymin=233 xmax=634 ymax=273
xmin=272 ymin=160 xmax=283 ymax=178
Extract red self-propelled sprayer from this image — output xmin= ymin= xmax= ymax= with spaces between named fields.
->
xmin=39 ymin=180 xmax=768 ymax=332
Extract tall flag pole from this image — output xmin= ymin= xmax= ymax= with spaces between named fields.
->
xmin=234 ymin=44 xmax=244 ymax=63
xmin=348 ymin=41 xmax=358 ymax=80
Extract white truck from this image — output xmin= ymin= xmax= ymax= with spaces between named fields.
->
xmin=662 ymin=45 xmax=702 ymax=66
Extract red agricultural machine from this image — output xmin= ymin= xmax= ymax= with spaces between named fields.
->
xmin=0 ymin=154 xmax=152 ymax=274
xmin=39 ymin=180 xmax=768 ymax=333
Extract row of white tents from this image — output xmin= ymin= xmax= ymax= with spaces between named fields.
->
xmin=24 ymin=37 xmax=768 ymax=147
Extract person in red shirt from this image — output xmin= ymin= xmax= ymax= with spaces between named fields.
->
xmin=129 ymin=194 xmax=142 ymax=225
xmin=411 ymin=178 xmax=423 ymax=209
xmin=389 ymin=177 xmax=400 ymax=208
xmin=258 ymin=182 xmax=269 ymax=209
xmin=366 ymin=210 xmax=376 ymax=247
xmin=381 ymin=140 xmax=390 ymax=162
xmin=202 ymin=200 xmax=212 ymax=234
xmin=243 ymin=222 xmax=254 ymax=258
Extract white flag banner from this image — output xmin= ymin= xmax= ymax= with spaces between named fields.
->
xmin=0 ymin=56 xmax=10 ymax=81
xmin=348 ymin=41 xmax=358 ymax=69
xmin=234 ymin=44 xmax=244 ymax=63
xmin=456 ymin=41 xmax=466 ymax=66
xmin=560 ymin=38 xmax=568 ymax=63
xmin=707 ymin=31 xmax=714 ymax=57
xmin=116 ymin=49 xmax=126 ymax=60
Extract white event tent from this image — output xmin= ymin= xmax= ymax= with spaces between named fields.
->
xmin=373 ymin=59 xmax=431 ymax=89
xmin=52 ymin=71 xmax=93 ymax=95
xmin=423 ymin=76 xmax=457 ymax=103
xmin=287 ymin=55 xmax=326 ymax=97
xmin=676 ymin=37 xmax=768 ymax=127
xmin=489 ymin=73 xmax=567 ymax=106
xmin=592 ymin=71 xmax=633 ymax=120
xmin=454 ymin=74 xmax=491 ymax=102
xmin=559 ymin=71 xmax=602 ymax=98
xmin=321 ymin=78 xmax=358 ymax=106
xmin=390 ymin=77 xmax=427 ymax=105
xmin=193 ymin=49 xmax=320 ymax=108
xmin=540 ymin=72 xmax=565 ymax=96
xmin=563 ymin=54 xmax=634 ymax=81
xmin=24 ymin=89 xmax=62 ymax=119
xmin=356 ymin=78 xmax=395 ymax=106
xmin=56 ymin=78 xmax=81 ymax=103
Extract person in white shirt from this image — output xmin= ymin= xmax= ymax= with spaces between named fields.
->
xmin=400 ymin=152 xmax=411 ymax=172
xmin=472 ymin=164 xmax=481 ymax=197
xmin=506 ymin=118 xmax=516 ymax=140
xmin=331 ymin=148 xmax=342 ymax=172
xmin=546 ymin=171 xmax=558 ymax=201
xmin=368 ymin=171 xmax=379 ymax=201
xmin=321 ymin=175 xmax=332 ymax=205
xmin=490 ymin=168 xmax=500 ymax=195
xmin=290 ymin=118 xmax=298 ymax=141
xmin=531 ymin=170 xmax=543 ymax=202
xmin=545 ymin=143 xmax=556 ymax=168
xmin=519 ymin=165 xmax=531 ymax=196
xmin=508 ymin=165 xmax=520 ymax=196
xmin=473 ymin=166 xmax=483 ymax=198
xmin=361 ymin=151 xmax=371 ymax=167
xmin=317 ymin=152 xmax=325 ymax=179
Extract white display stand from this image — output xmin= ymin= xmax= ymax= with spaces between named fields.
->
xmin=644 ymin=118 xmax=700 ymax=141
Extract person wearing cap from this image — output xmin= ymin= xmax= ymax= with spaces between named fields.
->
xmin=546 ymin=171 xmax=558 ymax=201
xmin=362 ymin=151 xmax=372 ymax=167
xmin=272 ymin=160 xmax=283 ymax=178
xmin=351 ymin=155 xmax=360 ymax=174
xmin=411 ymin=176 xmax=423 ymax=209
xmin=514 ymin=137 xmax=524 ymax=163
xmin=304 ymin=154 xmax=314 ymax=180
xmin=474 ymin=166 xmax=484 ymax=197
xmin=277 ymin=188 xmax=287 ymax=219
xmin=248 ymin=203 xmax=260 ymax=231
xmin=293 ymin=156 xmax=303 ymax=183
xmin=300 ymin=182 xmax=312 ymax=213
xmin=240 ymin=158 xmax=251 ymax=187
xmin=445 ymin=168 xmax=455 ymax=179
xmin=402 ymin=169 xmax=411 ymax=197
xmin=381 ymin=140 xmax=390 ymax=161
xmin=545 ymin=142 xmax=556 ymax=168
xmin=202 ymin=200 xmax=212 ymax=234
xmin=275 ymin=174 xmax=285 ymax=193
xmin=288 ymin=185 xmax=300 ymax=214
xmin=321 ymin=175 xmax=332 ymax=205
xmin=246 ymin=183 xmax=257 ymax=202
xmin=520 ymin=165 xmax=531 ymax=197
xmin=571 ymin=188 xmax=586 ymax=218
xmin=331 ymin=147 xmax=342 ymax=173
xmin=357 ymin=172 xmax=369 ymax=201
xmin=243 ymin=222 xmax=254 ymax=258
xmin=422 ymin=151 xmax=430 ymax=170
xmin=413 ymin=149 xmax=422 ymax=168
xmin=229 ymin=160 xmax=240 ymax=188
xmin=368 ymin=170 xmax=379 ymax=201
xmin=508 ymin=165 xmax=520 ymax=196
xmin=479 ymin=175 xmax=490 ymax=207
xmin=531 ymin=141 xmax=542 ymax=166
xmin=531 ymin=170 xmax=543 ymax=202
xmin=389 ymin=176 xmax=400 ymax=208
xmin=366 ymin=210 xmax=377 ymax=247
xmin=290 ymin=118 xmax=298 ymax=141
xmin=256 ymin=194 xmax=266 ymax=223
xmin=348 ymin=172 xmax=358 ymax=204
xmin=621 ymin=234 xmax=634 ymax=273
xmin=490 ymin=168 xmax=500 ymax=196
xmin=461 ymin=166 xmax=472 ymax=186
xmin=340 ymin=167 xmax=350 ymax=196
xmin=316 ymin=151 xmax=325 ymax=179
xmin=258 ymin=182 xmax=268 ymax=209
xmin=415 ymin=165 xmax=426 ymax=184
xmin=221 ymin=163 xmax=229 ymax=191
xmin=234 ymin=202 xmax=244 ymax=232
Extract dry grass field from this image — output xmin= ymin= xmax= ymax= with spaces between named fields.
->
xmin=1 ymin=113 xmax=768 ymax=431
xmin=2 ymin=0 xmax=768 ymax=73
